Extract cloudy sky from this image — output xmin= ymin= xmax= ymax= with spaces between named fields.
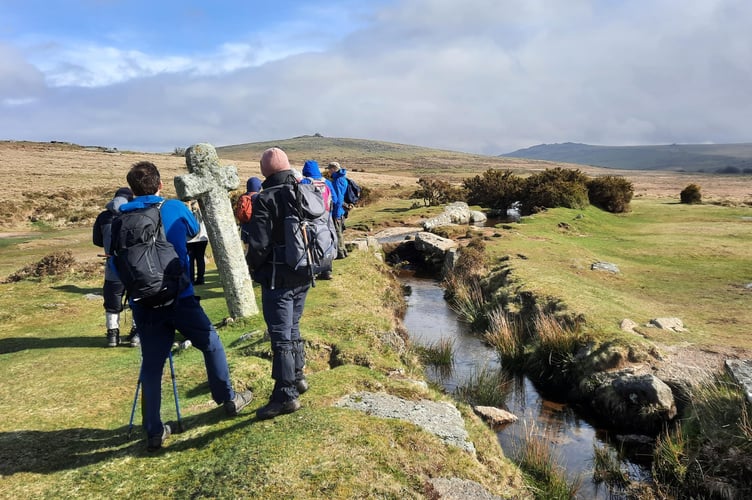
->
xmin=1 ymin=0 xmax=751 ymax=155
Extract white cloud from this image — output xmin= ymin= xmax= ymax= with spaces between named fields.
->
xmin=2 ymin=0 xmax=752 ymax=154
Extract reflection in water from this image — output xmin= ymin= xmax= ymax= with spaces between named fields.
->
xmin=401 ymin=275 xmax=651 ymax=499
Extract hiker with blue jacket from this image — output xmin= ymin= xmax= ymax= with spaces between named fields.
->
xmin=246 ymin=147 xmax=311 ymax=419
xmin=326 ymin=161 xmax=348 ymax=259
xmin=114 ymin=161 xmax=253 ymax=451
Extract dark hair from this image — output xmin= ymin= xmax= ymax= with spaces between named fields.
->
xmin=127 ymin=161 xmax=161 ymax=196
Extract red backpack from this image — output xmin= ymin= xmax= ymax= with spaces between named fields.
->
xmin=234 ymin=192 xmax=255 ymax=223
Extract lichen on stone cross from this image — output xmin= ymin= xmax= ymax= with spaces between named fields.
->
xmin=174 ymin=143 xmax=258 ymax=318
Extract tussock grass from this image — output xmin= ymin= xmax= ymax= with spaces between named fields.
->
xmin=513 ymin=422 xmax=583 ymax=499
xmin=592 ymin=444 xmax=631 ymax=490
xmin=415 ymin=337 xmax=455 ymax=367
xmin=483 ymin=306 xmax=526 ymax=367
xmin=455 ymin=366 xmax=513 ymax=408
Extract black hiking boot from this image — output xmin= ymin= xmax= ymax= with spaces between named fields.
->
xmin=224 ymin=389 xmax=254 ymax=416
xmin=296 ymin=378 xmax=309 ymax=394
xmin=106 ymin=328 xmax=119 ymax=347
xmin=147 ymin=424 xmax=171 ymax=452
xmin=256 ymin=399 xmax=301 ymax=420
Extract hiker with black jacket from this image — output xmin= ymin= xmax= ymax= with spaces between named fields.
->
xmin=246 ymin=147 xmax=311 ymax=419
xmin=92 ymin=187 xmax=139 ymax=348
xmin=114 ymin=161 xmax=253 ymax=451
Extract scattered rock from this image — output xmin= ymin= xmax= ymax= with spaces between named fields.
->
xmin=725 ymin=359 xmax=752 ymax=404
xmin=423 ymin=202 xmax=477 ymax=230
xmin=620 ymin=318 xmax=638 ymax=332
xmin=473 ymin=405 xmax=518 ymax=426
xmin=335 ymin=391 xmax=475 ymax=454
xmin=591 ymin=261 xmax=620 ymax=273
xmin=426 ymin=477 xmax=503 ymax=500
xmin=649 ymin=317 xmax=687 ymax=332
xmin=84 ymin=293 xmax=102 ymax=301
xmin=586 ymin=370 xmax=677 ymax=434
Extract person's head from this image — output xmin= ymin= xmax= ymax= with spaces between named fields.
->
xmin=326 ymin=161 xmax=341 ymax=174
xmin=246 ymin=176 xmax=262 ymax=193
xmin=114 ymin=187 xmax=134 ymax=201
xmin=127 ymin=161 xmax=162 ymax=196
xmin=302 ymin=160 xmax=322 ymax=179
xmin=259 ymin=147 xmax=291 ymax=178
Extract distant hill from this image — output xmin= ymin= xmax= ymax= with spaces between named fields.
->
xmin=501 ymin=142 xmax=752 ymax=173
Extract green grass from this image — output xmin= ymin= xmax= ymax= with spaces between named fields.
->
xmin=482 ymin=199 xmax=752 ymax=348
xmin=0 ymin=245 xmax=524 ymax=499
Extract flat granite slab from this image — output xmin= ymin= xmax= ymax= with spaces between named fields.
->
xmin=725 ymin=359 xmax=752 ymax=403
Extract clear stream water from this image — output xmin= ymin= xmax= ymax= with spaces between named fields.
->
xmin=400 ymin=275 xmax=653 ymax=499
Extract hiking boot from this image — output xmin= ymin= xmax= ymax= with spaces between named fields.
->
xmin=316 ymin=271 xmax=332 ymax=280
xmin=106 ymin=328 xmax=119 ymax=347
xmin=147 ymin=424 xmax=171 ymax=452
xmin=256 ymin=399 xmax=301 ymax=420
xmin=129 ymin=333 xmax=141 ymax=348
xmin=296 ymin=378 xmax=309 ymax=394
xmin=224 ymin=389 xmax=254 ymax=416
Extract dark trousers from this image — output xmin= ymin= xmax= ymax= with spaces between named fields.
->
xmin=132 ymin=295 xmax=234 ymax=439
xmin=261 ymin=283 xmax=310 ymax=402
xmin=187 ymin=240 xmax=208 ymax=283
xmin=103 ymin=279 xmax=125 ymax=313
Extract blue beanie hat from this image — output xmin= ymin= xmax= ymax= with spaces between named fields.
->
xmin=302 ymin=160 xmax=322 ymax=179
xmin=246 ymin=176 xmax=262 ymax=193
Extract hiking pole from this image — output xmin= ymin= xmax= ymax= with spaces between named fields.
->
xmin=127 ymin=364 xmax=142 ymax=439
xmin=168 ymin=350 xmax=184 ymax=433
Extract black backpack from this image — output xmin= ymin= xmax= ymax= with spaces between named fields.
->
xmin=277 ymin=182 xmax=337 ymax=286
xmin=343 ymin=178 xmax=362 ymax=205
xmin=109 ymin=202 xmax=188 ymax=307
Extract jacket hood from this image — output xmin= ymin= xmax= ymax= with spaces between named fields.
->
xmin=246 ymin=176 xmax=262 ymax=193
xmin=330 ymin=168 xmax=347 ymax=179
xmin=120 ymin=195 xmax=163 ymax=212
xmin=106 ymin=196 xmax=130 ymax=213
xmin=302 ymin=160 xmax=322 ymax=179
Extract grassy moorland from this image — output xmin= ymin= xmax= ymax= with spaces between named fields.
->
xmin=1 ymin=139 xmax=751 ymax=498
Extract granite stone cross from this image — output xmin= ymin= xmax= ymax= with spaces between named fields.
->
xmin=174 ymin=143 xmax=258 ymax=317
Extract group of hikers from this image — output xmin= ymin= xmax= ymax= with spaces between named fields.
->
xmin=92 ymin=148 xmax=356 ymax=451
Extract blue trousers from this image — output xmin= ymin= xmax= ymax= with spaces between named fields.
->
xmin=261 ymin=284 xmax=309 ymax=402
xmin=132 ymin=295 xmax=234 ymax=439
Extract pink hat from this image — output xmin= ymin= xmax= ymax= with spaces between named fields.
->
xmin=260 ymin=147 xmax=291 ymax=178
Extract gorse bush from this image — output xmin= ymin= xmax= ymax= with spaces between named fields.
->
xmin=587 ymin=175 xmax=634 ymax=213
xmin=521 ymin=168 xmax=590 ymax=214
xmin=463 ymin=167 xmax=595 ymax=215
xmin=680 ymin=183 xmax=702 ymax=204
xmin=463 ymin=169 xmax=524 ymax=210
xmin=410 ymin=178 xmax=465 ymax=206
